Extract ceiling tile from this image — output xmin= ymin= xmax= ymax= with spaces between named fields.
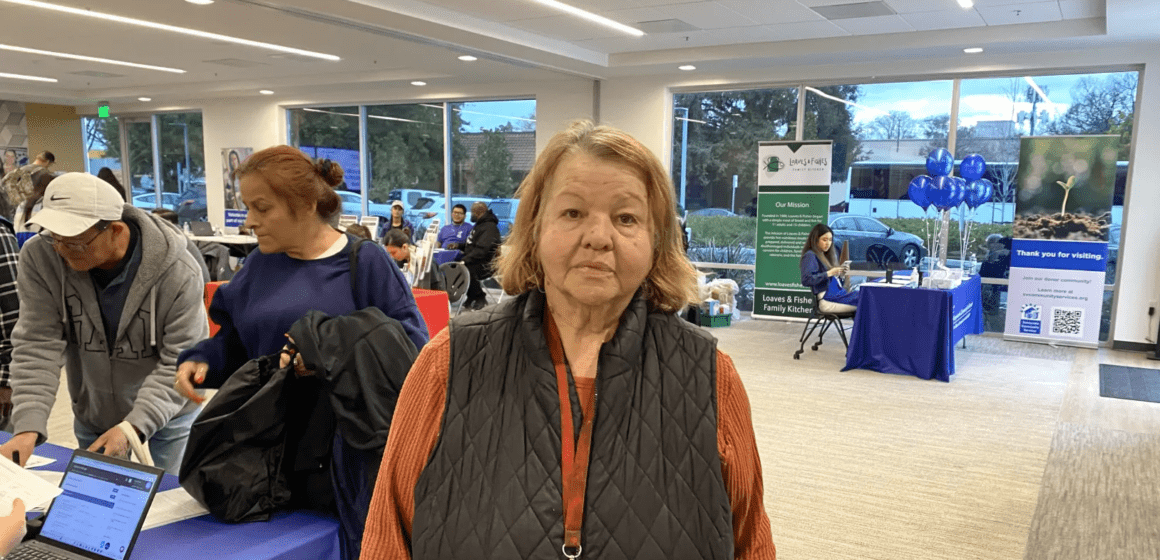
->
xmin=900 ymin=8 xmax=987 ymax=30
xmin=763 ymin=18 xmax=850 ymax=40
xmin=718 ymin=0 xmax=826 ymax=25
xmin=698 ymin=24 xmax=788 ymax=46
xmin=574 ymin=30 xmax=710 ymax=53
xmin=833 ymin=14 xmax=916 ymax=34
xmin=796 ymin=0 xmax=868 ymax=7
xmin=422 ymin=0 xmax=560 ymax=22
xmin=977 ymin=2 xmax=1062 ymax=25
xmin=575 ymin=0 xmax=706 ymax=11
xmin=506 ymin=14 xmax=626 ymax=41
xmin=1059 ymin=0 xmax=1104 ymax=19
xmin=885 ymin=0 xmax=968 ymax=13
xmin=660 ymin=1 xmax=758 ymax=29
xmin=600 ymin=6 xmax=668 ymax=25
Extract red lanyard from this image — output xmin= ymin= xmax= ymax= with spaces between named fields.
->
xmin=544 ymin=311 xmax=595 ymax=560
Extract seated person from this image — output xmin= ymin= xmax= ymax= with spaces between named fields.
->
xmin=344 ymin=222 xmax=372 ymax=240
xmin=383 ymin=228 xmax=411 ymax=268
xmin=437 ymin=203 xmax=472 ymax=250
xmin=800 ymin=223 xmax=858 ymax=314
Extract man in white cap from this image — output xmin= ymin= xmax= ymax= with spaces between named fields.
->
xmin=0 ymin=173 xmax=208 ymax=474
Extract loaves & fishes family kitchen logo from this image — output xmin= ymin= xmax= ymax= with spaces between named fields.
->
xmin=763 ymin=155 xmax=829 ymax=173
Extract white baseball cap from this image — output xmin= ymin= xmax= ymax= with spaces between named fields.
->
xmin=390 ymin=200 xmax=405 ymax=209
xmin=28 ymin=172 xmax=125 ymax=237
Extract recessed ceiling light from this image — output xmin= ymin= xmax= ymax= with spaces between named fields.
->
xmin=0 ymin=71 xmax=56 ymax=82
xmin=0 ymin=0 xmax=339 ymax=61
xmin=259 ymin=89 xmax=274 ymax=95
xmin=458 ymin=55 xmax=477 ymax=62
xmin=528 ymin=0 xmax=644 ymax=36
xmin=185 ymin=0 xmax=214 ymax=4
xmin=957 ymin=0 xmax=974 ymax=7
xmin=963 ymin=47 xmax=983 ymax=54
xmin=411 ymin=81 xmax=427 ymax=86
xmin=0 ymin=43 xmax=185 ymax=73
xmin=679 ymin=65 xmax=696 ymax=71
xmin=138 ymin=97 xmax=152 ymax=101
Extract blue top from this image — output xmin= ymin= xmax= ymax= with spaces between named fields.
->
xmin=800 ymin=251 xmax=858 ymax=306
xmin=437 ymin=222 xmax=473 ymax=248
xmin=178 ymin=235 xmax=429 ymax=387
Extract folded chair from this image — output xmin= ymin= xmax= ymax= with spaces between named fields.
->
xmin=793 ymin=293 xmax=854 ymax=359
xmin=440 ymin=261 xmax=471 ymax=315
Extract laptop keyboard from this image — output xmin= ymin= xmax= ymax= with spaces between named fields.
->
xmin=7 ymin=540 xmax=81 ymax=560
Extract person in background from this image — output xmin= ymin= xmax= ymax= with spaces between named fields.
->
xmin=1 ymin=149 xmax=18 ymax=179
xmin=383 ymin=200 xmax=415 ymax=242
xmin=382 ymin=228 xmax=411 ymax=268
xmin=0 ymin=173 xmax=209 ymax=474
xmin=361 ymin=121 xmax=775 ymax=559
xmin=11 ymin=169 xmax=55 ymax=247
xmin=174 ymin=146 xmax=429 ymax=560
xmin=97 ymin=167 xmax=127 ymax=201
xmin=436 ymin=203 xmax=472 ymax=250
xmin=800 ymin=223 xmax=857 ymax=313
xmin=460 ymin=201 xmax=500 ymax=311
xmin=1 ymin=498 xmax=24 ymax=557
xmin=0 ymin=213 xmax=18 ymax=432
xmin=2 ymin=151 xmax=54 ymax=218
xmin=345 ymin=223 xmax=372 ymax=240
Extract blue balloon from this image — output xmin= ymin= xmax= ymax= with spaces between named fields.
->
xmin=926 ymin=148 xmax=954 ymax=177
xmin=949 ymin=177 xmax=967 ymax=208
xmin=960 ymin=154 xmax=986 ymax=181
xmin=964 ymin=180 xmax=985 ymax=209
xmin=929 ymin=175 xmax=956 ymax=210
xmin=908 ymin=175 xmax=932 ymax=211
xmin=977 ymin=178 xmax=995 ymax=206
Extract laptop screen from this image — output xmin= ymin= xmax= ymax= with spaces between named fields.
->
xmin=188 ymin=221 xmax=215 ymax=236
xmin=38 ymin=451 xmax=163 ymax=560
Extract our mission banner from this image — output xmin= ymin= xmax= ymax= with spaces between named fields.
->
xmin=1003 ymin=136 xmax=1116 ymax=347
xmin=753 ymin=140 xmax=832 ymax=320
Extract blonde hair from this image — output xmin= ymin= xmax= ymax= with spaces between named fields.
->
xmin=495 ymin=120 xmax=698 ymax=313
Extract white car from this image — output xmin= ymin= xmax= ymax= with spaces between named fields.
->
xmin=336 ymin=190 xmax=391 ymax=218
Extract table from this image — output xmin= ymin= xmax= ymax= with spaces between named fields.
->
xmin=843 ymin=274 xmax=984 ymax=382
xmin=432 ymin=249 xmax=461 ymax=266
xmin=0 ymin=432 xmax=340 ymax=560
xmin=191 ymin=234 xmax=258 ymax=260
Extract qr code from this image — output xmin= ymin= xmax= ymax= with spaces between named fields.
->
xmin=1050 ymin=307 xmax=1083 ymax=336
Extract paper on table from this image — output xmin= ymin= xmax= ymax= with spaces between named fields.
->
xmin=142 ymin=487 xmax=209 ymax=530
xmin=0 ymin=456 xmax=63 ymax=512
xmin=24 ymin=454 xmax=55 ymax=469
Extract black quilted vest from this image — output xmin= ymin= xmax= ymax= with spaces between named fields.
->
xmin=411 ymin=290 xmax=733 ymax=559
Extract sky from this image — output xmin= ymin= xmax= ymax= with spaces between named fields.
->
xmin=456 ymin=99 xmax=537 ymax=132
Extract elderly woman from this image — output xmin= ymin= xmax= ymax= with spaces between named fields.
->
xmin=361 ymin=121 xmax=775 ymax=559
xmin=175 ymin=145 xmax=429 ymax=560
xmin=800 ymin=223 xmax=857 ymax=313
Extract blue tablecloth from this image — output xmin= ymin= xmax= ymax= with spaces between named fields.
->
xmin=433 ymin=249 xmax=460 ymax=265
xmin=1 ymin=432 xmax=340 ymax=560
xmin=842 ymin=274 xmax=984 ymax=382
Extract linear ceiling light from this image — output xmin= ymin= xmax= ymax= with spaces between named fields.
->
xmin=957 ymin=0 xmax=973 ymax=8
xmin=0 ymin=44 xmax=185 ymax=73
xmin=1023 ymin=76 xmax=1053 ymax=104
xmin=527 ymin=0 xmax=644 ymax=36
xmin=0 ymin=71 xmax=57 ymax=82
xmin=0 ymin=0 xmax=340 ymax=61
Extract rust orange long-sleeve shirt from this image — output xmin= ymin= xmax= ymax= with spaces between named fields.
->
xmin=361 ymin=328 xmax=776 ymax=559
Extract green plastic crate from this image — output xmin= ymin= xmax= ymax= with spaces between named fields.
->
xmin=699 ymin=313 xmax=732 ymax=328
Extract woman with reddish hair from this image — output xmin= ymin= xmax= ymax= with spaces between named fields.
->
xmin=175 ymin=145 xmax=428 ymax=560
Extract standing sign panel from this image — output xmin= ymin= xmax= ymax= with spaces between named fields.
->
xmin=753 ymin=140 xmax=832 ymax=319
xmin=1004 ymin=136 xmax=1116 ymax=347
xmin=221 ymin=147 xmax=252 ymax=228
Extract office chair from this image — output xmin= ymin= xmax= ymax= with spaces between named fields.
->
xmin=440 ymin=261 xmax=470 ymax=315
xmin=793 ymin=293 xmax=854 ymax=359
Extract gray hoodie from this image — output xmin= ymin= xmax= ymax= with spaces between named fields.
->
xmin=10 ymin=204 xmax=207 ymax=443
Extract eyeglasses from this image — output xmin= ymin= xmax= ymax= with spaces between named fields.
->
xmin=40 ymin=222 xmax=110 ymax=253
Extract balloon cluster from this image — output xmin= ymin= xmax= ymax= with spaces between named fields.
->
xmin=907 ymin=149 xmax=994 ymax=212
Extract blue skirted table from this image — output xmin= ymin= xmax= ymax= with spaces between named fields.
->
xmin=842 ymin=274 xmax=984 ymax=382
xmin=1 ymin=432 xmax=340 ymax=560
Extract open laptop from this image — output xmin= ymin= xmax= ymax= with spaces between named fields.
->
xmin=187 ymin=221 xmax=215 ymax=236
xmin=8 ymin=450 xmax=164 ymax=560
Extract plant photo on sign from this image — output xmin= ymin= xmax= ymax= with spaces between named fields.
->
xmin=1012 ymin=136 xmax=1116 ymax=241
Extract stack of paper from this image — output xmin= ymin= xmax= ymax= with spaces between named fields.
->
xmin=0 ymin=456 xmax=63 ymax=512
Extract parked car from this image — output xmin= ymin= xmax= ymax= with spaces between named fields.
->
xmin=828 ymin=214 xmax=925 ymax=268
xmin=336 ymin=190 xmax=391 ymax=218
xmin=133 ymin=192 xmax=182 ymax=211
xmin=387 ymin=189 xmax=441 ymax=211
xmin=489 ymin=198 xmax=520 ymax=236
xmin=688 ymin=207 xmax=737 ymax=217
xmin=1106 ymin=224 xmax=1120 ymax=283
xmin=176 ymin=179 xmax=207 ymax=223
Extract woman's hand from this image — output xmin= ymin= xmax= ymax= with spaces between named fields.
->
xmin=279 ymin=336 xmax=313 ymax=377
xmin=175 ymin=361 xmax=209 ymax=404
xmin=1 ymin=498 xmax=25 ymax=557
xmin=827 ymin=266 xmax=845 ymax=277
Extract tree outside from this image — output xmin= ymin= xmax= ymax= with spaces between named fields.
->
xmin=473 ymin=129 xmax=515 ymax=198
